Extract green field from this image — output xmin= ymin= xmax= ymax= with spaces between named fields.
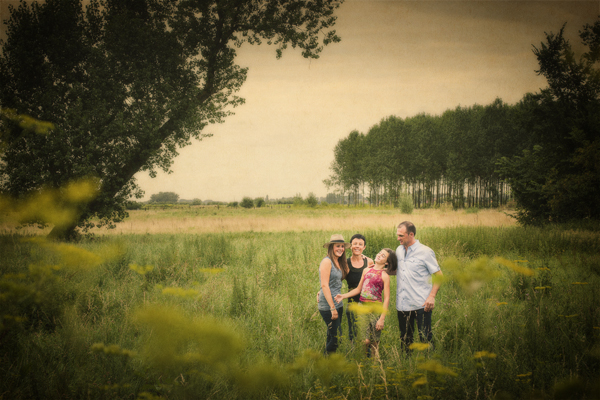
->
xmin=1 ymin=209 xmax=599 ymax=399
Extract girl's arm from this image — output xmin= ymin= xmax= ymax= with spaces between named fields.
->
xmin=376 ymin=271 xmax=391 ymax=331
xmin=319 ymin=258 xmax=339 ymax=320
xmin=335 ymin=268 xmax=368 ymax=303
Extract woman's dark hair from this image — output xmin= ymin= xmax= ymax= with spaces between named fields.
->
xmin=383 ymin=248 xmax=398 ymax=273
xmin=327 ymin=243 xmax=349 ymax=279
xmin=350 ymin=233 xmax=366 ymax=245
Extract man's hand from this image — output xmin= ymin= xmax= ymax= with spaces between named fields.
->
xmin=423 ymin=295 xmax=435 ymax=312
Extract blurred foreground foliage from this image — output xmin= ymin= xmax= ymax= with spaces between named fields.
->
xmin=0 ymin=181 xmax=599 ymax=398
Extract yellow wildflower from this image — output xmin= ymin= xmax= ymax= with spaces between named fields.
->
xmin=198 ymin=268 xmax=224 ymax=275
xmin=417 ymin=360 xmax=458 ymax=376
xmin=494 ymin=257 xmax=534 ymax=276
xmin=409 ymin=343 xmax=432 ymax=351
xmin=64 ymin=179 xmax=99 ymax=203
xmin=91 ymin=343 xmax=136 ymax=357
xmin=130 ymin=264 xmax=154 ymax=275
xmin=348 ymin=302 xmax=386 ymax=315
xmin=412 ymin=376 xmax=427 ymax=387
xmin=162 ymin=287 xmax=199 ymax=299
xmin=473 ymin=351 xmax=497 ymax=359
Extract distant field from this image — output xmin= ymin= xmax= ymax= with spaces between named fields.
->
xmin=0 ymin=206 xmax=518 ymax=235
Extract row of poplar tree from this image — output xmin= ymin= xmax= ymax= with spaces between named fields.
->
xmin=325 ymin=98 xmax=517 ymax=210
xmin=325 ymin=20 xmax=600 ymax=226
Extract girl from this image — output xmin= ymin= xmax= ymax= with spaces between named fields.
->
xmin=335 ymin=248 xmax=398 ymax=358
xmin=317 ymin=234 xmax=350 ymax=354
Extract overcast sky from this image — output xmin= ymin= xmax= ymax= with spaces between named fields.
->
xmin=3 ymin=0 xmax=599 ymax=202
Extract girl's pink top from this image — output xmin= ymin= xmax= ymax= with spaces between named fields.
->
xmin=359 ymin=267 xmax=384 ymax=302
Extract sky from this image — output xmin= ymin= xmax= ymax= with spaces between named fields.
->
xmin=2 ymin=0 xmax=599 ymax=202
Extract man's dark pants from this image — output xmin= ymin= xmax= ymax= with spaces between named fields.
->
xmin=397 ymin=308 xmax=432 ymax=351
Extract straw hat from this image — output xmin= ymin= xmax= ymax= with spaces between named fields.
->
xmin=323 ymin=234 xmax=351 ymax=249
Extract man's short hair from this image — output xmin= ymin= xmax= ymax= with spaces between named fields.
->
xmin=397 ymin=221 xmax=416 ymax=236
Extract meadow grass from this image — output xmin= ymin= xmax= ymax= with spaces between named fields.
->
xmin=1 ymin=209 xmax=599 ymax=399
xmin=0 ymin=206 xmax=516 ymax=235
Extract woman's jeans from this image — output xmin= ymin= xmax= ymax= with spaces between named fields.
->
xmin=319 ymin=307 xmax=344 ymax=354
xmin=397 ymin=308 xmax=432 ymax=351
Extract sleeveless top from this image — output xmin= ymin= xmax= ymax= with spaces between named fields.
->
xmin=318 ymin=257 xmax=343 ymax=311
xmin=346 ymin=256 xmax=368 ymax=303
xmin=359 ymin=267 xmax=385 ymax=303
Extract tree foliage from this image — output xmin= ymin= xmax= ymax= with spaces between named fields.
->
xmin=305 ymin=192 xmax=318 ymax=207
xmin=240 ymin=197 xmax=253 ymax=209
xmin=325 ymin=99 xmax=521 ymax=209
xmin=326 ymin=18 xmax=600 ymax=225
xmin=254 ymin=197 xmax=265 ymax=208
xmin=498 ymin=20 xmax=600 ymax=224
xmin=0 ymin=0 xmax=342 ymax=239
xmin=149 ymin=191 xmax=179 ymax=204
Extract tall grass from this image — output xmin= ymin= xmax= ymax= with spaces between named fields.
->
xmin=1 ymin=223 xmax=599 ymax=399
xmin=1 ymin=207 xmax=516 ymax=235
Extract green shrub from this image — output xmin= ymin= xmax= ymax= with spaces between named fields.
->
xmin=305 ymin=192 xmax=318 ymax=207
xmin=399 ymin=193 xmax=414 ymax=214
xmin=240 ymin=197 xmax=254 ymax=209
xmin=125 ymin=200 xmax=143 ymax=210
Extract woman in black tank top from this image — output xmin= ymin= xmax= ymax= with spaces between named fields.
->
xmin=345 ymin=234 xmax=373 ymax=343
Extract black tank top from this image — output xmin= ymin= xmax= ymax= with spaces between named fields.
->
xmin=346 ymin=256 xmax=368 ymax=303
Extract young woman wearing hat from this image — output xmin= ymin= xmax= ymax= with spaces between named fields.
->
xmin=317 ymin=234 xmax=350 ymax=354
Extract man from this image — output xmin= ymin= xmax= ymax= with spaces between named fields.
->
xmin=395 ymin=221 xmax=443 ymax=351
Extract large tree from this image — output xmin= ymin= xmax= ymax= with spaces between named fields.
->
xmin=498 ymin=19 xmax=600 ymax=225
xmin=0 ymin=0 xmax=342 ymax=239
xmin=149 ymin=191 xmax=179 ymax=203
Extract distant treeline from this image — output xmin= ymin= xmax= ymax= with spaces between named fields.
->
xmin=326 ymin=19 xmax=600 ymax=226
xmin=325 ymin=98 xmax=521 ymax=209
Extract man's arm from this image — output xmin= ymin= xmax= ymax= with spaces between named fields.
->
xmin=423 ymin=270 xmax=443 ymax=312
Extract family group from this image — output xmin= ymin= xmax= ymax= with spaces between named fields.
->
xmin=317 ymin=221 xmax=443 ymax=358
